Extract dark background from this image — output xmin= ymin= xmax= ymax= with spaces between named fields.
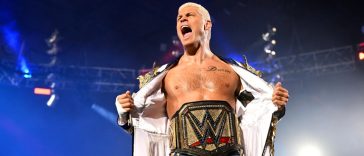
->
xmin=1 ymin=0 xmax=364 ymax=155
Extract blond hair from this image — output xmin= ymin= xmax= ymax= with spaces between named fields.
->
xmin=178 ymin=2 xmax=211 ymax=21
xmin=178 ymin=2 xmax=212 ymax=40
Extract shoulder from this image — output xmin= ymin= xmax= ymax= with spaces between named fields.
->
xmin=137 ymin=65 xmax=164 ymax=89
xmin=137 ymin=57 xmax=181 ymax=89
xmin=218 ymin=55 xmax=263 ymax=77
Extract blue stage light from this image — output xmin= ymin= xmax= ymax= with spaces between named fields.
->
xmin=19 ymin=57 xmax=31 ymax=78
xmin=1 ymin=22 xmax=32 ymax=78
xmin=91 ymin=104 xmax=117 ymax=125
xmin=226 ymin=52 xmax=244 ymax=62
xmin=23 ymin=73 xmax=32 ymax=78
xmin=2 ymin=23 xmax=21 ymax=52
xmin=47 ymin=94 xmax=56 ymax=107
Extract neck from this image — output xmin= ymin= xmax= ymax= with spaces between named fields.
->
xmin=181 ymin=41 xmax=213 ymax=64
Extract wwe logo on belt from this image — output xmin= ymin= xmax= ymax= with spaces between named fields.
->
xmin=186 ymin=109 xmax=231 ymax=149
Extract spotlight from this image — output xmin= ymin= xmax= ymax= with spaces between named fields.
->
xmin=91 ymin=104 xmax=117 ymax=124
xmin=171 ymin=50 xmax=180 ymax=57
xmin=46 ymin=30 xmax=59 ymax=46
xmin=47 ymin=94 xmax=56 ymax=107
xmin=47 ymin=45 xmax=59 ymax=55
xmin=264 ymin=43 xmax=273 ymax=53
xmin=172 ymin=38 xmax=180 ymax=46
xmin=271 ymin=51 xmax=276 ymax=56
xmin=359 ymin=52 xmax=364 ymax=61
xmin=23 ymin=73 xmax=32 ymax=78
xmin=272 ymin=27 xmax=277 ymax=32
xmin=50 ymin=82 xmax=56 ymax=89
xmin=358 ymin=42 xmax=364 ymax=61
xmin=20 ymin=60 xmax=32 ymax=78
xmin=262 ymin=33 xmax=270 ymax=41
xmin=271 ymin=40 xmax=276 ymax=45
xmin=265 ymin=49 xmax=271 ymax=54
xmin=34 ymin=87 xmax=52 ymax=95
xmin=297 ymin=144 xmax=323 ymax=156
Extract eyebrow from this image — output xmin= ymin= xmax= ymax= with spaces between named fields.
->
xmin=177 ymin=15 xmax=182 ymax=20
xmin=177 ymin=12 xmax=195 ymax=20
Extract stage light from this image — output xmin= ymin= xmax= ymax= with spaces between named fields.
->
xmin=171 ymin=50 xmax=181 ymax=57
xmin=47 ymin=94 xmax=56 ymax=107
xmin=272 ymin=27 xmax=277 ymax=32
xmin=34 ymin=88 xmax=52 ymax=95
xmin=3 ymin=24 xmax=32 ymax=77
xmin=22 ymin=66 xmax=32 ymax=78
xmin=2 ymin=24 xmax=21 ymax=51
xmin=265 ymin=49 xmax=271 ymax=54
xmin=50 ymin=82 xmax=56 ymax=88
xmin=91 ymin=104 xmax=117 ymax=124
xmin=297 ymin=144 xmax=323 ymax=156
xmin=271 ymin=51 xmax=276 ymax=56
xmin=262 ymin=32 xmax=270 ymax=41
xmin=264 ymin=43 xmax=273 ymax=53
xmin=359 ymin=52 xmax=364 ymax=61
xmin=23 ymin=73 xmax=32 ymax=78
xmin=271 ymin=40 xmax=276 ymax=45
xmin=358 ymin=42 xmax=364 ymax=61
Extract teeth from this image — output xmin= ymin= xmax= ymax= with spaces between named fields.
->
xmin=181 ymin=24 xmax=191 ymax=36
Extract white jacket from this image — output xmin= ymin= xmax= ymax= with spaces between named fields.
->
xmin=116 ymin=59 xmax=284 ymax=156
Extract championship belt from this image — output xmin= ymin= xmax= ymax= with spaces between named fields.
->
xmin=169 ymin=101 xmax=244 ymax=156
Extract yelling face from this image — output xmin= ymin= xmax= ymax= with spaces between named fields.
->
xmin=176 ymin=6 xmax=208 ymax=47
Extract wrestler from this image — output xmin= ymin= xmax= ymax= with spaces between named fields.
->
xmin=115 ymin=2 xmax=289 ymax=156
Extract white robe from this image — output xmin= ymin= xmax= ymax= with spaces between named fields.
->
xmin=116 ymin=62 xmax=281 ymax=156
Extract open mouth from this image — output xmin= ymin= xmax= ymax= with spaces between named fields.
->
xmin=181 ymin=25 xmax=192 ymax=38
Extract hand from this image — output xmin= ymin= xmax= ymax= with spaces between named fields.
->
xmin=116 ymin=90 xmax=134 ymax=112
xmin=272 ymin=82 xmax=289 ymax=108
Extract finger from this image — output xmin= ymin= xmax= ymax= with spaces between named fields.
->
xmin=275 ymin=85 xmax=288 ymax=92
xmin=121 ymin=102 xmax=133 ymax=108
xmin=279 ymin=97 xmax=289 ymax=103
xmin=273 ymin=100 xmax=287 ymax=106
xmin=274 ymin=91 xmax=289 ymax=98
xmin=273 ymin=94 xmax=289 ymax=101
xmin=118 ymin=92 xmax=133 ymax=100
xmin=277 ymin=87 xmax=289 ymax=94
xmin=275 ymin=82 xmax=282 ymax=87
xmin=272 ymin=95 xmax=288 ymax=103
xmin=126 ymin=91 xmax=134 ymax=99
xmin=120 ymin=99 xmax=134 ymax=106
xmin=118 ymin=98 xmax=133 ymax=104
xmin=274 ymin=90 xmax=289 ymax=99
xmin=117 ymin=93 xmax=129 ymax=100
xmin=272 ymin=92 xmax=289 ymax=99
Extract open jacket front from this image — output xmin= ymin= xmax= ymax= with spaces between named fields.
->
xmin=117 ymin=58 xmax=285 ymax=156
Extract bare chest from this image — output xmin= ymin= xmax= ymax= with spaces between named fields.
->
xmin=164 ymin=64 xmax=240 ymax=95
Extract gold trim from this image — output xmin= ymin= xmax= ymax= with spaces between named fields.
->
xmin=137 ymin=66 xmax=159 ymax=89
xmin=262 ymin=115 xmax=279 ymax=156
xmin=169 ymin=101 xmax=244 ymax=156
xmin=241 ymin=55 xmax=262 ymax=77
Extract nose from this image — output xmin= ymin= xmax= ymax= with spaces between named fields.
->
xmin=180 ymin=16 xmax=187 ymax=23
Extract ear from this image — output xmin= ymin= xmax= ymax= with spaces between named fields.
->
xmin=204 ymin=20 xmax=212 ymax=30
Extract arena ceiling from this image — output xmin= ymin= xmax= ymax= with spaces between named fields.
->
xmin=1 ymin=0 xmax=363 ymax=68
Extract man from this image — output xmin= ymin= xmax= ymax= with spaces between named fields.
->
xmin=115 ymin=2 xmax=289 ymax=156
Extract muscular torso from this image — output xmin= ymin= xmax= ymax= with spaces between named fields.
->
xmin=163 ymin=57 xmax=241 ymax=118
